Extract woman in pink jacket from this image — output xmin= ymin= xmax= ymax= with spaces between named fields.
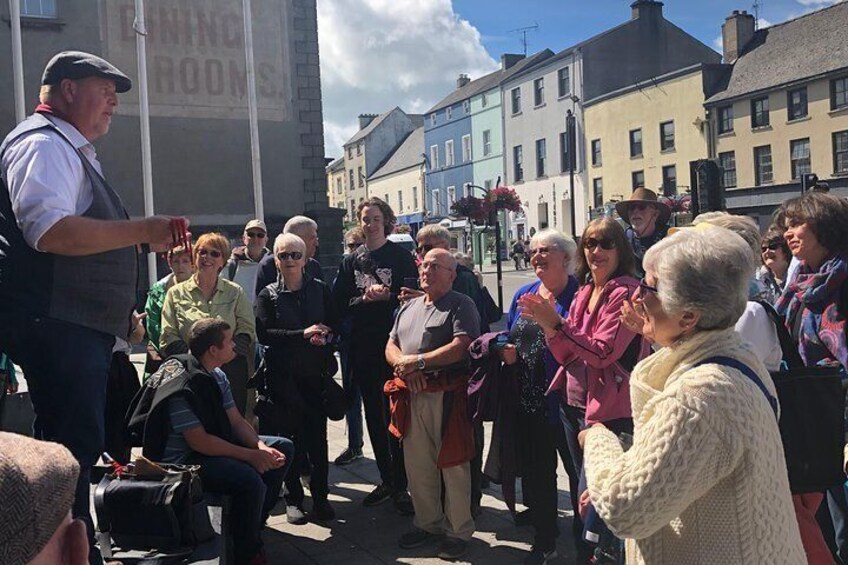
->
xmin=520 ymin=217 xmax=649 ymax=562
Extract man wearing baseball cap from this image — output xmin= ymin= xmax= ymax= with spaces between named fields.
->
xmin=225 ymin=219 xmax=270 ymax=304
xmin=0 ymin=51 xmax=186 ymax=563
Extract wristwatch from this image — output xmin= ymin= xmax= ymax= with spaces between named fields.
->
xmin=417 ymin=354 xmax=426 ymax=370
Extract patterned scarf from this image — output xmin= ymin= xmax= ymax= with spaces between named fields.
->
xmin=775 ymin=256 xmax=848 ymax=371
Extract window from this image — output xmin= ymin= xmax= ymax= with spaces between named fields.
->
xmin=347 ymin=146 xmax=353 ymax=159
xmin=631 ymin=170 xmax=645 ymax=189
xmin=534 ymin=78 xmax=545 ymax=107
xmin=356 ymin=143 xmax=361 ymax=156
xmin=430 ymin=113 xmax=436 ymax=127
xmin=446 ymin=106 xmax=452 ymax=120
xmin=559 ymin=132 xmax=568 ymax=173
xmin=661 ymin=165 xmax=677 ymax=196
xmin=463 ymin=183 xmax=472 ymax=198
xmin=21 ymin=0 xmax=57 ymax=18
xmin=513 ymin=145 xmax=524 ymax=182
xmin=751 ymin=96 xmax=769 ymax=128
xmin=536 ymin=138 xmax=547 ymax=177
xmin=481 ymin=93 xmax=488 ymax=108
xmin=660 ymin=121 xmax=675 ymax=151
xmin=482 ymin=130 xmax=492 ymax=156
xmin=557 ymin=67 xmax=570 ymax=98
xmin=834 ymin=131 xmax=848 ymax=174
xmin=357 ymin=166 xmax=364 ymax=187
xmin=336 ymin=177 xmax=342 ymax=194
xmin=754 ymin=145 xmax=773 ymax=185
xmin=593 ymin=178 xmax=603 ymax=208
xmin=463 ymin=100 xmax=470 ymax=114
xmin=447 ymin=186 xmax=457 ymax=207
xmin=718 ymin=105 xmax=734 ymax=134
xmin=790 ymin=138 xmax=811 ymax=180
xmin=629 ymin=129 xmax=642 ymax=158
xmin=432 ymin=189 xmax=441 ymax=216
xmin=430 ymin=145 xmax=439 ymax=169
xmin=484 ymin=179 xmax=492 ymax=191
xmin=445 ymin=140 xmax=455 ymax=167
xmin=719 ymin=151 xmax=737 ymax=188
xmin=349 ymin=170 xmax=354 ymax=190
xmin=787 ymin=88 xmax=808 ymax=121
xmin=350 ymin=199 xmax=355 ymax=219
xmin=591 ymin=139 xmax=602 ymax=166
xmin=384 ymin=194 xmax=390 ymax=207
xmin=831 ymin=77 xmax=848 ymax=111
xmin=397 ymin=190 xmax=403 ymax=212
xmin=412 ymin=186 xmax=419 ymax=210
xmin=511 ymin=87 xmax=521 ymax=114
xmin=462 ymin=134 xmax=472 ymax=162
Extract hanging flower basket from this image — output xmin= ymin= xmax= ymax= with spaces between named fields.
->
xmin=451 ymin=196 xmax=488 ymax=224
xmin=485 ymin=186 xmax=523 ymax=213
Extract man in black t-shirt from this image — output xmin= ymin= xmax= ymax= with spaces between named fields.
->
xmin=333 ymin=197 xmax=418 ymax=514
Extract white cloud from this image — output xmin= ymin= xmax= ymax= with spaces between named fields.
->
xmin=317 ymin=0 xmax=498 ymax=158
xmin=712 ymin=35 xmax=723 ymax=51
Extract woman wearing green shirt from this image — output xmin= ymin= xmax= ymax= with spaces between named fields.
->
xmin=143 ymin=245 xmax=193 ymax=377
xmin=161 ymin=232 xmax=257 ymax=415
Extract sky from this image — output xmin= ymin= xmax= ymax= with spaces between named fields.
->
xmin=317 ymin=0 xmax=844 ymax=159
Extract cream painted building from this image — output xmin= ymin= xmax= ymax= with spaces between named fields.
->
xmin=706 ymin=6 xmax=848 ymax=223
xmin=368 ymin=127 xmax=426 ymax=230
xmin=583 ymin=65 xmax=718 ymax=207
xmin=326 ymin=157 xmax=347 ymax=214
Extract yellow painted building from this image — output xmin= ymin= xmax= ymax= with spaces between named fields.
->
xmin=325 ymin=157 xmax=348 ymax=216
xmin=583 ymin=65 xmax=712 ymax=207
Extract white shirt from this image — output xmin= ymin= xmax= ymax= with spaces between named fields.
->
xmin=786 ymin=256 xmax=802 ymax=287
xmin=735 ymin=301 xmax=782 ymax=372
xmin=1 ymin=115 xmax=102 ymax=250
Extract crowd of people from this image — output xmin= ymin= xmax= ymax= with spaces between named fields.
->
xmin=3 ymin=49 xmax=848 ymax=565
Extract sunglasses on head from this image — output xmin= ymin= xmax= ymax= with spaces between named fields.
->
xmin=197 ymin=248 xmax=222 ymax=259
xmin=276 ymin=251 xmax=303 ymax=261
xmin=246 ymin=231 xmax=266 ymax=238
xmin=582 ymin=237 xmax=616 ymax=251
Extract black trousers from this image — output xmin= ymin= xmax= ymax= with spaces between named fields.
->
xmin=517 ymin=410 xmax=560 ymax=551
xmin=351 ymin=344 xmax=407 ymax=491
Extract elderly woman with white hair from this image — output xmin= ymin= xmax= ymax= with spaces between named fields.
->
xmin=579 ymin=228 xmax=805 ymax=564
xmin=254 ymin=232 xmax=338 ymax=524
xmin=498 ymin=228 xmax=580 ymax=563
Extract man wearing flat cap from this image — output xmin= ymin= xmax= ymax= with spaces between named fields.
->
xmin=0 ymin=51 xmax=185 ymax=563
xmin=615 ymin=187 xmax=671 ymax=274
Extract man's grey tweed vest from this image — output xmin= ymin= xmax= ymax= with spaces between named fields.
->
xmin=0 ymin=113 xmax=138 ymax=338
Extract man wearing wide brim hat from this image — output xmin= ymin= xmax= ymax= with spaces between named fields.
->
xmin=615 ymin=187 xmax=671 ymax=274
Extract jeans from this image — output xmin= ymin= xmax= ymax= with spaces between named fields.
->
xmin=339 ymin=341 xmax=363 ymax=450
xmin=0 ymin=315 xmax=115 ymax=565
xmin=194 ymin=436 xmax=294 ymax=562
xmin=557 ymin=403 xmax=586 ymax=547
xmin=351 ymin=344 xmax=406 ymax=491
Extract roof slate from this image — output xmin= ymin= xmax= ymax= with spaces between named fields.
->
xmin=344 ymin=108 xmax=397 ymax=146
xmin=369 ymin=126 xmax=425 ymax=180
xmin=707 ymin=2 xmax=848 ymax=104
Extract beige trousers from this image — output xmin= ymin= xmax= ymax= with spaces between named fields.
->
xmin=403 ymin=390 xmax=474 ymax=541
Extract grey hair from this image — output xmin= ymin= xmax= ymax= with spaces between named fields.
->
xmin=530 ymin=228 xmax=577 ymax=274
xmin=273 ymin=233 xmax=306 ymax=255
xmin=417 ymin=224 xmax=451 ymax=244
xmin=283 ymin=215 xmax=317 ymax=236
xmin=453 ymin=251 xmax=475 ymax=271
xmin=693 ymin=212 xmax=761 ymax=262
xmin=643 ymin=227 xmax=754 ymax=330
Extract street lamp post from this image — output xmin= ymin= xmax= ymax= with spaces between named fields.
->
xmin=467 ymin=178 xmax=504 ymax=312
xmin=566 ymin=109 xmax=577 ymax=239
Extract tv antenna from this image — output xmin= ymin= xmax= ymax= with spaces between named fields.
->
xmin=508 ymin=24 xmax=539 ymax=56
xmin=753 ymin=0 xmax=763 ymax=29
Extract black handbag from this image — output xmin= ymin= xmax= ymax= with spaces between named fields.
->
xmin=93 ymin=463 xmax=214 ymax=554
xmin=760 ymin=301 xmax=846 ymax=493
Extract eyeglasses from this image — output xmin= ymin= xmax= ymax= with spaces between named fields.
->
xmin=346 ymin=242 xmax=363 ymax=250
xmin=417 ymin=244 xmax=434 ymax=255
xmin=529 ymin=246 xmax=550 ymax=255
xmin=276 ymin=251 xmax=303 ymax=261
xmin=420 ymin=261 xmax=451 ymax=272
xmin=638 ymin=277 xmax=658 ymax=295
xmin=197 ymin=248 xmax=222 ymax=259
xmin=246 ymin=231 xmax=267 ymax=238
xmin=583 ymin=237 xmax=616 ymax=251
xmin=761 ymin=241 xmax=782 ymax=252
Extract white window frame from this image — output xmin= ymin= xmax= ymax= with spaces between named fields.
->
xmin=481 ymin=93 xmax=488 ymax=108
xmin=447 ymin=186 xmax=456 ymax=206
xmin=534 ymin=77 xmax=545 ymax=107
xmin=430 ymin=113 xmax=437 ymax=127
xmin=463 ymin=100 xmax=470 ymax=114
xmin=511 ymin=87 xmax=521 ymax=115
xmin=430 ymin=145 xmax=439 ymax=169
xmin=432 ymin=189 xmax=442 ymax=216
xmin=445 ymin=140 xmax=455 ymax=167
xmin=461 ymin=134 xmax=472 ymax=162
xmin=446 ymin=106 xmax=453 ymax=120
xmin=21 ymin=0 xmax=57 ymax=18
xmin=412 ymin=186 xmax=419 ymax=210
xmin=397 ymin=190 xmax=404 ymax=212
xmin=483 ymin=130 xmax=492 ymax=156
xmin=557 ymin=67 xmax=570 ymax=98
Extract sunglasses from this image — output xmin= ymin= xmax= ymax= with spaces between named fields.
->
xmin=638 ymin=277 xmax=658 ymax=295
xmin=583 ymin=237 xmax=616 ymax=251
xmin=761 ymin=241 xmax=782 ymax=252
xmin=197 ymin=248 xmax=222 ymax=259
xmin=417 ymin=244 xmax=435 ymax=254
xmin=246 ymin=231 xmax=267 ymax=238
xmin=276 ymin=251 xmax=303 ymax=261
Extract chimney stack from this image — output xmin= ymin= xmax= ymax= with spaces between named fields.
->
xmin=358 ymin=113 xmax=378 ymax=130
xmin=501 ymin=54 xmax=525 ymax=71
xmin=456 ymin=74 xmax=471 ymax=89
xmin=722 ymin=10 xmax=755 ymax=64
xmin=630 ymin=0 xmax=664 ymax=21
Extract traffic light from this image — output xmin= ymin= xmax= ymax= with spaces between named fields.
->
xmin=691 ymin=159 xmax=724 ymax=215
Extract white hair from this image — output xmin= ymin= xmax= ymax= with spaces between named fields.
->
xmin=643 ymin=227 xmax=754 ymax=330
xmin=273 ymin=233 xmax=306 ymax=255
xmin=283 ymin=215 xmax=317 ymax=236
xmin=530 ymin=228 xmax=577 ymax=274
xmin=692 ymin=212 xmax=761 ymax=262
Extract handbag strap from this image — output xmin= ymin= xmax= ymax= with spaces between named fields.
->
xmin=756 ymin=300 xmax=805 ymax=370
xmin=696 ymin=356 xmax=778 ymax=420
xmin=93 ymin=476 xmax=114 ymax=559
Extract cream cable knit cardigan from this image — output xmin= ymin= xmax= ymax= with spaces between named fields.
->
xmin=583 ymin=328 xmax=805 ymax=565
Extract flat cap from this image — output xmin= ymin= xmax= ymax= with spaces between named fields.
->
xmin=0 ymin=432 xmax=79 ymax=564
xmin=42 ymin=50 xmax=132 ymax=93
